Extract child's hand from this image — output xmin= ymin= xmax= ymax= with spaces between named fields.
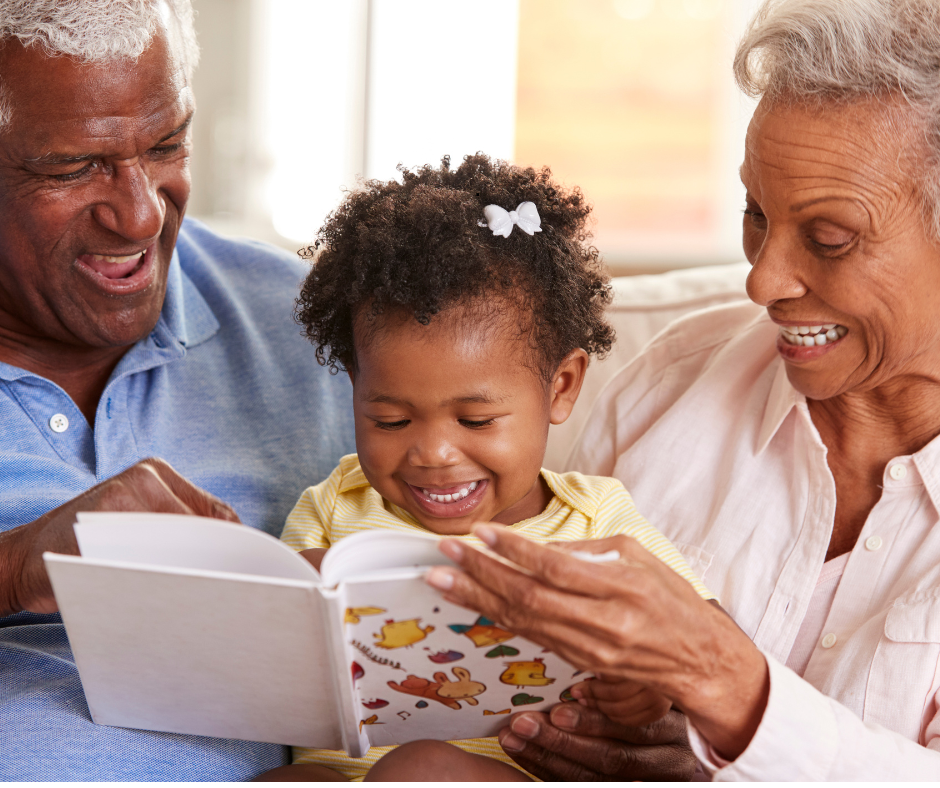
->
xmin=299 ymin=547 xmax=328 ymax=572
xmin=570 ymin=674 xmax=672 ymax=728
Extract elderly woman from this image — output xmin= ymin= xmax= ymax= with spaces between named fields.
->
xmin=425 ymin=0 xmax=940 ymax=779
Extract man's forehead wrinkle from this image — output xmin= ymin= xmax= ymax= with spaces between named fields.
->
xmin=17 ymin=103 xmax=194 ymax=163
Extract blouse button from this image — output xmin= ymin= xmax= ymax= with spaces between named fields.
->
xmin=49 ymin=413 xmax=69 ymax=433
xmin=821 ymin=632 xmax=838 ymax=649
xmin=865 ymin=535 xmax=883 ymax=551
xmin=889 ymin=463 xmax=907 ymax=480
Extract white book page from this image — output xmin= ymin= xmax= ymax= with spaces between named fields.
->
xmin=74 ymin=512 xmax=318 ymax=581
xmin=320 ymin=530 xmax=456 ymax=586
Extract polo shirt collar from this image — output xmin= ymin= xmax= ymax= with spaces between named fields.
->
xmin=159 ymin=248 xmax=220 ymax=349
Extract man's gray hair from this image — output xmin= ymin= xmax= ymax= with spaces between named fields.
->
xmin=734 ymin=0 xmax=940 ymax=240
xmin=0 ymin=0 xmax=199 ymax=127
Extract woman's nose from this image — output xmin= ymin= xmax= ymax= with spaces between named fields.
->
xmin=745 ymin=233 xmax=808 ymax=307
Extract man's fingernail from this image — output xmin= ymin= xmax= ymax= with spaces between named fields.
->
xmin=474 ymin=524 xmax=497 ymax=546
xmin=499 ymin=731 xmax=526 ymax=753
xmin=510 ymin=715 xmax=540 ymax=739
xmin=552 ymin=704 xmax=581 ymax=730
xmin=439 ymin=539 xmax=464 ymax=561
xmin=426 ymin=567 xmax=454 ymax=590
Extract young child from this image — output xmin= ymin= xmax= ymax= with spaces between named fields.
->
xmin=266 ymin=154 xmax=712 ymax=782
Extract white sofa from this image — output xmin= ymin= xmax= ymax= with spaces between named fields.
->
xmin=543 ymin=262 xmax=751 ymax=471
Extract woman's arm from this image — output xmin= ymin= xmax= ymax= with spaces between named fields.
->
xmin=428 ymin=526 xmax=940 ymax=779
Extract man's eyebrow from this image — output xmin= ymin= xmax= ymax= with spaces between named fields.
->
xmin=24 ymin=113 xmax=195 ymax=165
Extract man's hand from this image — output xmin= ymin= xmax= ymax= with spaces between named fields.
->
xmin=0 ymin=458 xmax=240 ymax=616
xmin=498 ymin=705 xmax=696 ymax=781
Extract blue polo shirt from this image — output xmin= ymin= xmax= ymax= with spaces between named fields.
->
xmin=0 ymin=218 xmax=355 ymax=780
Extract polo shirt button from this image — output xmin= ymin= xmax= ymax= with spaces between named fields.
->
xmin=49 ymin=413 xmax=69 ymax=433
xmin=889 ymin=463 xmax=907 ymax=480
xmin=865 ymin=535 xmax=883 ymax=551
xmin=821 ymin=632 xmax=837 ymax=649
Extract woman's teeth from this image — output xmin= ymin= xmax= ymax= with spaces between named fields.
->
xmin=780 ymin=323 xmax=847 ymax=346
xmin=424 ymin=481 xmax=479 ymax=503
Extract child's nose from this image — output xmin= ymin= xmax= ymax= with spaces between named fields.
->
xmin=406 ymin=432 xmax=461 ymax=467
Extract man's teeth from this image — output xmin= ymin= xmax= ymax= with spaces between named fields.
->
xmin=780 ymin=323 xmax=847 ymax=346
xmin=90 ymin=253 xmax=144 ymax=264
xmin=423 ymin=481 xmax=479 ymax=503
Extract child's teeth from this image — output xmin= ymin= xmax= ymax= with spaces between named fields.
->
xmin=423 ymin=481 xmax=479 ymax=503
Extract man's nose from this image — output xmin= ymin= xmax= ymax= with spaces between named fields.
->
xmin=745 ymin=231 xmax=808 ymax=307
xmin=407 ymin=431 xmax=461 ymax=468
xmin=91 ymin=158 xmax=165 ymax=243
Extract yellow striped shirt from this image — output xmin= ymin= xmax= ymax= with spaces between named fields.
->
xmin=281 ymin=454 xmax=712 ymax=779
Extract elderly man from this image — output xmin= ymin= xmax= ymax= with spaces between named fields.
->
xmin=0 ymin=0 xmax=353 ymax=780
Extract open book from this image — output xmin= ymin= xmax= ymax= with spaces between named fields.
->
xmin=44 ymin=514 xmax=583 ymax=756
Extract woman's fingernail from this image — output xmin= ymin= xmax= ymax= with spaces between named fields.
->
xmin=552 ymin=704 xmax=581 ymax=730
xmin=426 ymin=567 xmax=454 ymax=590
xmin=474 ymin=524 xmax=497 ymax=546
xmin=499 ymin=731 xmax=526 ymax=753
xmin=510 ymin=714 xmax=540 ymax=739
xmin=439 ymin=539 xmax=464 ymax=561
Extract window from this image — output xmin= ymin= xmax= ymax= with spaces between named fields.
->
xmin=190 ymin=0 xmax=759 ymax=272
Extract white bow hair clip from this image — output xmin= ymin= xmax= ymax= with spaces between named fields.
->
xmin=481 ymin=202 xmax=542 ymax=238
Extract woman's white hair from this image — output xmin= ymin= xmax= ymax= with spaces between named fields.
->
xmin=734 ymin=0 xmax=940 ymax=239
xmin=0 ymin=0 xmax=198 ymax=126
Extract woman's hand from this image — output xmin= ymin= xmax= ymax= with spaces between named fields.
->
xmin=426 ymin=525 xmax=770 ymax=760
xmin=498 ymin=704 xmax=697 ymax=781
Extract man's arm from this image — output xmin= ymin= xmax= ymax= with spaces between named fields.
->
xmin=0 ymin=458 xmax=240 ymax=616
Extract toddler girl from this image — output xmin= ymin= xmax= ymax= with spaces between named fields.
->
xmin=266 ymin=154 xmax=712 ymax=781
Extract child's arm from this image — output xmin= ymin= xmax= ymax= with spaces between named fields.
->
xmin=298 ymin=547 xmax=328 ymax=572
xmin=569 ymin=674 xmax=672 ymax=728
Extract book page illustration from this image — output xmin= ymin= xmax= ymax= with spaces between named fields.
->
xmin=339 ymin=573 xmax=580 ymax=747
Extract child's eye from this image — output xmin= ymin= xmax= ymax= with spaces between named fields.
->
xmin=459 ymin=418 xmax=496 ymax=429
xmin=374 ymin=419 xmax=409 ymax=431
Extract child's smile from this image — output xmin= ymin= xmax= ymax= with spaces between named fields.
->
xmin=349 ymin=305 xmax=585 ymax=535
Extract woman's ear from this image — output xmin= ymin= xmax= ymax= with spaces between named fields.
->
xmin=548 ymin=349 xmax=589 ymax=425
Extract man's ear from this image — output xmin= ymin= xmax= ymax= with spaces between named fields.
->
xmin=548 ymin=349 xmax=589 ymax=426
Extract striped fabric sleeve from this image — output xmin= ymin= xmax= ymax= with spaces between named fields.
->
xmin=279 ymin=464 xmax=344 ymax=551
xmin=593 ymin=484 xmax=714 ymax=601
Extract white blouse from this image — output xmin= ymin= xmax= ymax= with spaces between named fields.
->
xmin=569 ymin=300 xmax=940 ymax=780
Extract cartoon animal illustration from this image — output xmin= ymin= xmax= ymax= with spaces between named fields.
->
xmin=499 ymin=658 xmax=556 ymax=687
xmin=373 ymin=618 xmax=435 ymax=649
xmin=345 ymin=606 xmax=386 ymax=625
xmin=362 ymin=698 xmax=389 ymax=710
xmin=359 ymin=714 xmax=383 ymax=733
xmin=387 ymin=667 xmax=486 ymax=710
xmin=483 ymin=709 xmax=511 ymax=716
xmin=448 ymin=616 xmax=515 ymax=647
xmin=435 ymin=667 xmax=486 ymax=706
xmin=428 ymin=649 xmax=464 ymax=664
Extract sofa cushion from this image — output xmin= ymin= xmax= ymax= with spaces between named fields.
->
xmin=544 ymin=261 xmax=751 ymax=471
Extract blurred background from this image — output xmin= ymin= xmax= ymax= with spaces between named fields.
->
xmin=188 ymin=0 xmax=761 ymax=274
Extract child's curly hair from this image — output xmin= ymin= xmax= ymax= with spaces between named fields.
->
xmin=295 ymin=153 xmax=614 ymax=382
